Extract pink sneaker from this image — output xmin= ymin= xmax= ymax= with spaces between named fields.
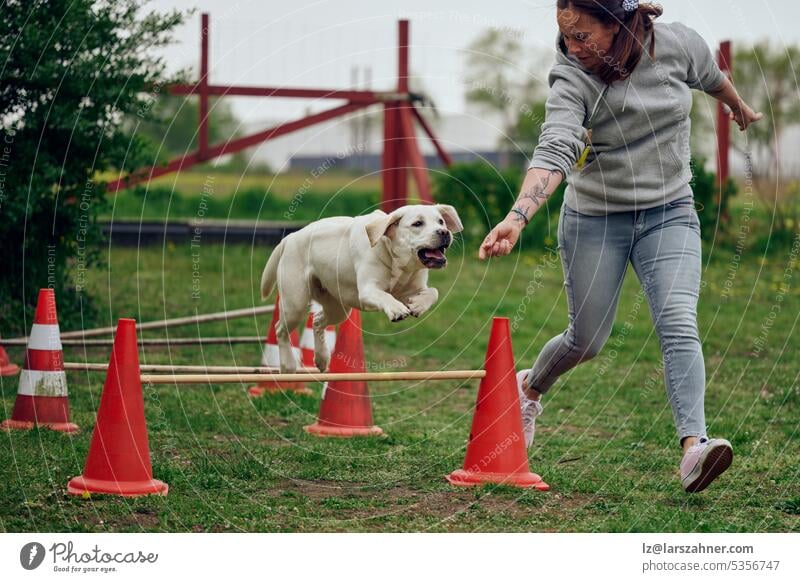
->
xmin=680 ymin=437 xmax=733 ymax=493
xmin=516 ymin=370 xmax=543 ymax=448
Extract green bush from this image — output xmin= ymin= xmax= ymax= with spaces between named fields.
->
xmin=0 ymin=1 xmax=184 ymax=334
xmin=690 ymin=157 xmax=736 ymax=242
xmin=750 ymin=181 xmax=800 ymax=253
xmin=432 ymin=161 xmax=564 ymax=252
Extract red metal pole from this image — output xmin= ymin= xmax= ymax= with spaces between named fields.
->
xmin=381 ymin=20 xmax=411 ymax=212
xmin=716 ymin=40 xmax=732 ymax=223
xmin=398 ymin=20 xmax=409 ymax=94
xmin=399 ymin=106 xmax=433 ymax=203
xmin=199 ymin=13 xmax=210 ymax=160
xmin=411 ymin=105 xmax=453 ymax=167
xmin=382 ymin=103 xmax=398 ymax=212
xmin=396 ymin=21 xmax=410 ymax=209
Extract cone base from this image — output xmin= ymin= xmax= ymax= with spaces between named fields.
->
xmin=248 ymin=382 xmax=312 ymax=397
xmin=0 ymin=363 xmax=20 ymax=376
xmin=67 ymin=475 xmax=169 ymax=497
xmin=0 ymin=419 xmax=79 ymax=434
xmin=446 ymin=469 xmax=550 ymax=490
xmin=304 ymin=422 xmax=384 ymax=438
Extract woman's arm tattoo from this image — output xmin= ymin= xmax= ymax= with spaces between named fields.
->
xmin=520 ymin=169 xmax=560 ymax=208
xmin=510 ymin=206 xmax=530 ymax=226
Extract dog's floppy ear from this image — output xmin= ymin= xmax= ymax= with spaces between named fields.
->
xmin=436 ymin=204 xmax=464 ymax=233
xmin=365 ymin=209 xmax=404 ymax=247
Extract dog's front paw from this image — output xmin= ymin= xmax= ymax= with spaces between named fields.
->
xmin=384 ymin=302 xmax=412 ymax=322
xmin=405 ymin=288 xmax=438 ymax=317
xmin=406 ymin=297 xmax=430 ymax=318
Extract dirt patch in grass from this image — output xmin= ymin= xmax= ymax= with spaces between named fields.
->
xmin=272 ymin=478 xmax=597 ymax=529
xmin=102 ymin=508 xmax=160 ymax=530
xmin=279 ymin=479 xmax=409 ymax=500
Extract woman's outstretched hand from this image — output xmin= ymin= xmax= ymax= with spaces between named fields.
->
xmin=728 ymin=102 xmax=763 ymax=131
xmin=478 ymin=219 xmax=523 ymax=259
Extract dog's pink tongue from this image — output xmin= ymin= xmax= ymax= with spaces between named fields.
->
xmin=424 ymin=249 xmax=445 ymax=260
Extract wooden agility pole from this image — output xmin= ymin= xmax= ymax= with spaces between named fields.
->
xmin=140 ymin=370 xmax=486 ymax=384
xmin=64 ymin=362 xmax=318 ymax=374
xmin=5 ymin=305 xmax=275 ymax=342
xmin=1 ymin=336 xmax=266 ymax=347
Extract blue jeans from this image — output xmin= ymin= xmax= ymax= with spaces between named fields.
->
xmin=525 ymin=193 xmax=707 ymax=443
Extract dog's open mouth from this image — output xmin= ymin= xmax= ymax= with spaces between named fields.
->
xmin=417 ymin=246 xmax=448 ymax=268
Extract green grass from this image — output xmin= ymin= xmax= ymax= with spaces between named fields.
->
xmin=1 ymin=240 xmax=798 ymax=532
xmin=146 ymin=169 xmax=384 ymax=199
xmin=104 ymin=169 xmax=385 ymax=222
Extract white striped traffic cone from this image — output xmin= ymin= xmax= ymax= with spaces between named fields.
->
xmin=1 ymin=289 xmax=78 ymax=433
xmin=248 ymin=294 xmax=310 ymax=396
xmin=300 ymin=301 xmax=337 ymax=368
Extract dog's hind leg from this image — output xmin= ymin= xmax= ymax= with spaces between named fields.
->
xmin=311 ymin=294 xmax=349 ymax=372
xmin=275 ymin=289 xmax=309 ymax=373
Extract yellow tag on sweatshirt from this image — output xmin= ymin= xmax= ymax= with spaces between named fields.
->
xmin=575 ymin=85 xmax=607 ymax=170
xmin=575 ymin=129 xmax=593 ymax=169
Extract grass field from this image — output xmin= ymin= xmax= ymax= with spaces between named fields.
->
xmin=147 ymin=169 xmax=385 ymax=198
xmin=105 ymin=169 xmax=386 ymax=222
xmin=1 ymin=238 xmax=798 ymax=532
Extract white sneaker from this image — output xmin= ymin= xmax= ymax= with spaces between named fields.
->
xmin=680 ymin=436 xmax=733 ymax=493
xmin=516 ymin=370 xmax=543 ymax=448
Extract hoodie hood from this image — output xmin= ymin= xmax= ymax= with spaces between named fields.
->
xmin=554 ymin=29 xmax=655 ymax=81
xmin=554 ymin=34 xmax=594 ymax=75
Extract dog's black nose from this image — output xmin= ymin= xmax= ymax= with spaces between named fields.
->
xmin=438 ymin=230 xmax=451 ymax=245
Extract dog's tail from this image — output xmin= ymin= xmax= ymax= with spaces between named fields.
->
xmin=260 ymin=240 xmax=285 ymax=300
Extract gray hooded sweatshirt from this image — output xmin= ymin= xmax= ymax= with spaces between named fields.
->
xmin=530 ymin=21 xmax=726 ymax=215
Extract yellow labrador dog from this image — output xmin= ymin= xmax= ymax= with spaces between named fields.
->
xmin=260 ymin=204 xmax=463 ymax=373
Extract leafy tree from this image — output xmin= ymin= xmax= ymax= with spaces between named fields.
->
xmin=137 ymin=94 xmax=243 ymax=165
xmin=506 ymin=100 xmax=546 ymax=167
xmin=731 ymin=41 xmax=800 ymax=180
xmin=462 ymin=29 xmax=549 ymax=166
xmin=0 ymin=0 xmax=185 ymax=333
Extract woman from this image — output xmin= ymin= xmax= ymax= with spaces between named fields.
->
xmin=479 ymin=0 xmax=762 ymax=493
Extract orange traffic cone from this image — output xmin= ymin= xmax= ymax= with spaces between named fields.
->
xmin=300 ymin=301 xmax=337 ymax=368
xmin=248 ymin=294 xmax=310 ymax=396
xmin=0 ymin=337 xmax=19 ymax=376
xmin=304 ymin=309 xmax=383 ymax=437
xmin=447 ymin=317 xmax=549 ymax=490
xmin=1 ymin=289 xmax=78 ymax=433
xmin=68 ymin=318 xmax=168 ymax=497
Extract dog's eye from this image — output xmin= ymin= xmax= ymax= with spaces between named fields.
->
xmin=412 ymin=220 xmax=424 ymax=227
xmin=438 ymin=219 xmax=444 ymax=225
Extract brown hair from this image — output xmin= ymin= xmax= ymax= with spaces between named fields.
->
xmin=556 ymin=0 xmax=663 ymax=84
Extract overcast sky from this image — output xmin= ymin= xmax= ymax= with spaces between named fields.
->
xmin=144 ymin=0 xmax=797 ymax=124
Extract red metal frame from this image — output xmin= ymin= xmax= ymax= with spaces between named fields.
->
xmin=199 ymin=12 xmax=209 ymax=159
xmin=716 ymin=40 xmax=732 ymax=223
xmin=107 ymin=15 xmax=450 ymax=212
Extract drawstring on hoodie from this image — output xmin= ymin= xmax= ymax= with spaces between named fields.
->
xmin=621 ymin=76 xmax=632 ymax=112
